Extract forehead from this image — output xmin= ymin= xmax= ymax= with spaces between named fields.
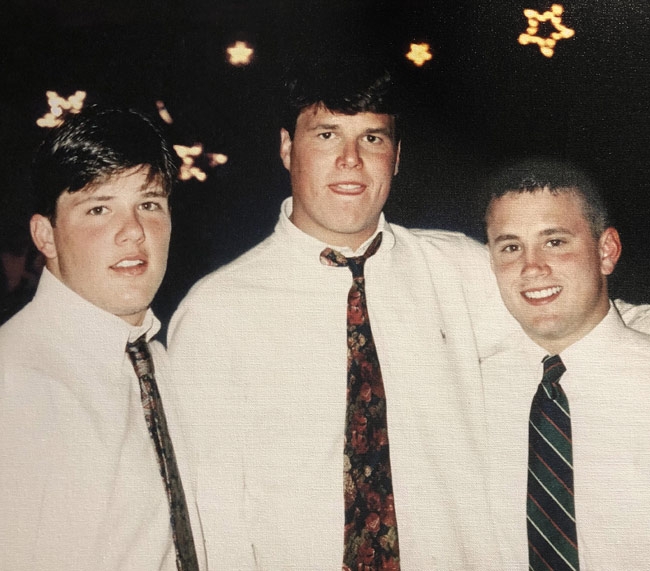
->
xmin=60 ymin=166 xmax=164 ymax=206
xmin=295 ymin=104 xmax=395 ymax=133
xmin=488 ymin=188 xmax=588 ymax=231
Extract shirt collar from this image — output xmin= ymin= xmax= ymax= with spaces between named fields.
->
xmin=276 ymin=197 xmax=396 ymax=260
xmin=34 ymin=268 xmax=161 ymax=357
xmin=560 ymin=302 xmax=624 ymax=367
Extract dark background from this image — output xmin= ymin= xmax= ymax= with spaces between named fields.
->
xmin=1 ymin=0 xmax=649 ymax=327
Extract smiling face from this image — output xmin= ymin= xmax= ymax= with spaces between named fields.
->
xmin=31 ymin=166 xmax=171 ymax=326
xmin=280 ymin=104 xmax=400 ymax=250
xmin=486 ymin=188 xmax=621 ymax=354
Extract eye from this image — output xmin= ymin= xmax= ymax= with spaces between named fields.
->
xmin=317 ymin=132 xmax=334 ymax=140
xmin=140 ymin=201 xmax=162 ymax=212
xmin=88 ymin=205 xmax=108 ymax=216
xmin=364 ymin=134 xmax=382 ymax=144
xmin=501 ymin=244 xmax=520 ymax=253
xmin=546 ymin=238 xmax=565 ymax=248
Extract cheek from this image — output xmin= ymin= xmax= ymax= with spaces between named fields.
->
xmin=149 ymin=220 xmax=171 ymax=250
xmin=371 ymin=155 xmax=398 ymax=180
xmin=492 ymin=261 xmax=519 ymax=286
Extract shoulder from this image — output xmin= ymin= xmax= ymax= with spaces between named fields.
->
xmin=585 ymin=310 xmax=650 ymax=368
xmin=388 ymin=223 xmax=492 ymax=282
xmin=0 ymin=302 xmax=38 ymax=357
xmin=613 ymin=322 xmax=650 ymax=356
xmin=168 ymin=232 xmax=282 ymax=343
xmin=392 ymin=224 xmax=486 ymax=253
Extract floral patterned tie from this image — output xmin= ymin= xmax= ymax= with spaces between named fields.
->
xmin=126 ymin=336 xmax=199 ymax=571
xmin=321 ymin=233 xmax=401 ymax=571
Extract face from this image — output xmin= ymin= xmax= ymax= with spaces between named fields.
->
xmin=486 ymin=188 xmax=621 ymax=354
xmin=280 ymin=104 xmax=400 ymax=250
xmin=31 ymin=166 xmax=171 ymax=326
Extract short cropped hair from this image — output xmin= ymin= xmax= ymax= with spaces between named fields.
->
xmin=484 ymin=158 xmax=609 ymax=239
xmin=32 ymin=106 xmax=176 ymax=222
xmin=280 ymin=55 xmax=402 ymax=141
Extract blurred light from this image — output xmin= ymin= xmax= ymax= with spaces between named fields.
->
xmin=174 ymin=144 xmax=206 ymax=182
xmin=173 ymin=143 xmax=228 ymax=182
xmin=36 ymin=90 xmax=86 ymax=128
xmin=406 ymin=43 xmax=433 ymax=67
xmin=206 ymin=153 xmax=228 ymax=167
xmin=518 ymin=4 xmax=574 ymax=58
xmin=227 ymin=41 xmax=254 ymax=66
xmin=156 ymin=100 xmax=174 ymax=124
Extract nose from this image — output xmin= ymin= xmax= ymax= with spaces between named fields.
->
xmin=116 ymin=210 xmax=145 ymax=244
xmin=336 ymin=140 xmax=362 ymax=169
xmin=521 ymin=248 xmax=550 ymax=278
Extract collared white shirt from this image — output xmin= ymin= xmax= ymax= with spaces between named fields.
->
xmin=0 ymin=268 xmax=205 ymax=570
xmin=481 ymin=305 xmax=650 ymax=569
xmin=168 ymin=198 xmax=509 ymax=570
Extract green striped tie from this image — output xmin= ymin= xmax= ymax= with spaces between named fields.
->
xmin=527 ymin=354 xmax=579 ymax=571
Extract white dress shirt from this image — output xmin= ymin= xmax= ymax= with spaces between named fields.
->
xmin=168 ymin=198 xmax=509 ymax=570
xmin=0 ymin=268 xmax=205 ymax=570
xmin=481 ymin=305 xmax=650 ymax=570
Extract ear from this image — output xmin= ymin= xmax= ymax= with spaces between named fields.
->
xmin=598 ymin=227 xmax=622 ymax=276
xmin=393 ymin=140 xmax=401 ymax=176
xmin=30 ymin=214 xmax=58 ymax=260
xmin=279 ymin=128 xmax=292 ymax=171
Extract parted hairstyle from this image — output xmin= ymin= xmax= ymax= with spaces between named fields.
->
xmin=484 ymin=158 xmax=609 ymax=240
xmin=280 ymin=55 xmax=402 ymax=142
xmin=31 ymin=106 xmax=176 ymax=222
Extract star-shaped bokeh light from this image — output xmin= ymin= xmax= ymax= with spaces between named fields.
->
xmin=518 ymin=4 xmax=575 ymax=58
xmin=36 ymin=90 xmax=87 ymax=128
xmin=227 ymin=41 xmax=254 ymax=66
xmin=173 ymin=143 xmax=228 ymax=182
xmin=406 ymin=43 xmax=433 ymax=67
xmin=156 ymin=100 xmax=174 ymax=125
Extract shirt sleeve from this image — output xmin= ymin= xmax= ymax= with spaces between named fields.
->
xmin=614 ymin=299 xmax=650 ymax=335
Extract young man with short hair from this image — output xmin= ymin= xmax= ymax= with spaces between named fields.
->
xmin=0 ymin=107 xmax=204 ymax=570
xmin=483 ymin=159 xmax=650 ymax=568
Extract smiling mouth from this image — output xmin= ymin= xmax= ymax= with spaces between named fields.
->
xmin=522 ymin=286 xmax=563 ymax=300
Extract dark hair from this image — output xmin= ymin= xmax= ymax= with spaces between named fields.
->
xmin=32 ymin=106 xmax=177 ymax=221
xmin=484 ymin=158 xmax=609 ymax=239
xmin=280 ymin=55 xmax=401 ymax=141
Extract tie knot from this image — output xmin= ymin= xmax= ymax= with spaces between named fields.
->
xmin=541 ymin=354 xmax=566 ymax=398
xmin=320 ymin=232 xmax=383 ymax=278
xmin=126 ymin=335 xmax=154 ymax=378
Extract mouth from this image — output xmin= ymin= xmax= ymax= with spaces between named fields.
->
xmin=114 ymin=259 xmax=144 ymax=268
xmin=329 ymin=182 xmax=366 ymax=195
xmin=521 ymin=285 xmax=562 ymax=303
xmin=111 ymin=257 xmax=147 ymax=274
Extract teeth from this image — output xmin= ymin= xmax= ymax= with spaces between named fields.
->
xmin=524 ymin=286 xmax=562 ymax=299
xmin=115 ymin=259 xmax=143 ymax=268
xmin=336 ymin=184 xmax=361 ymax=190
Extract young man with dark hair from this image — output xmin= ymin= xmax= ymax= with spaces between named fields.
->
xmin=168 ymin=60 xmax=507 ymax=568
xmin=482 ymin=159 xmax=650 ymax=568
xmin=0 ymin=107 xmax=204 ymax=570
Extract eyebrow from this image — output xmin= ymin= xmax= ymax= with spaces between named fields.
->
xmin=491 ymin=226 xmax=575 ymax=244
xmin=71 ymin=187 xmax=167 ymax=206
xmin=306 ymin=123 xmax=393 ymax=137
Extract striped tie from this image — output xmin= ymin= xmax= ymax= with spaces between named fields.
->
xmin=527 ymin=354 xmax=579 ymax=571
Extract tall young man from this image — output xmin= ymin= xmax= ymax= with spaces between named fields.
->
xmin=168 ymin=61 xmax=508 ymax=569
